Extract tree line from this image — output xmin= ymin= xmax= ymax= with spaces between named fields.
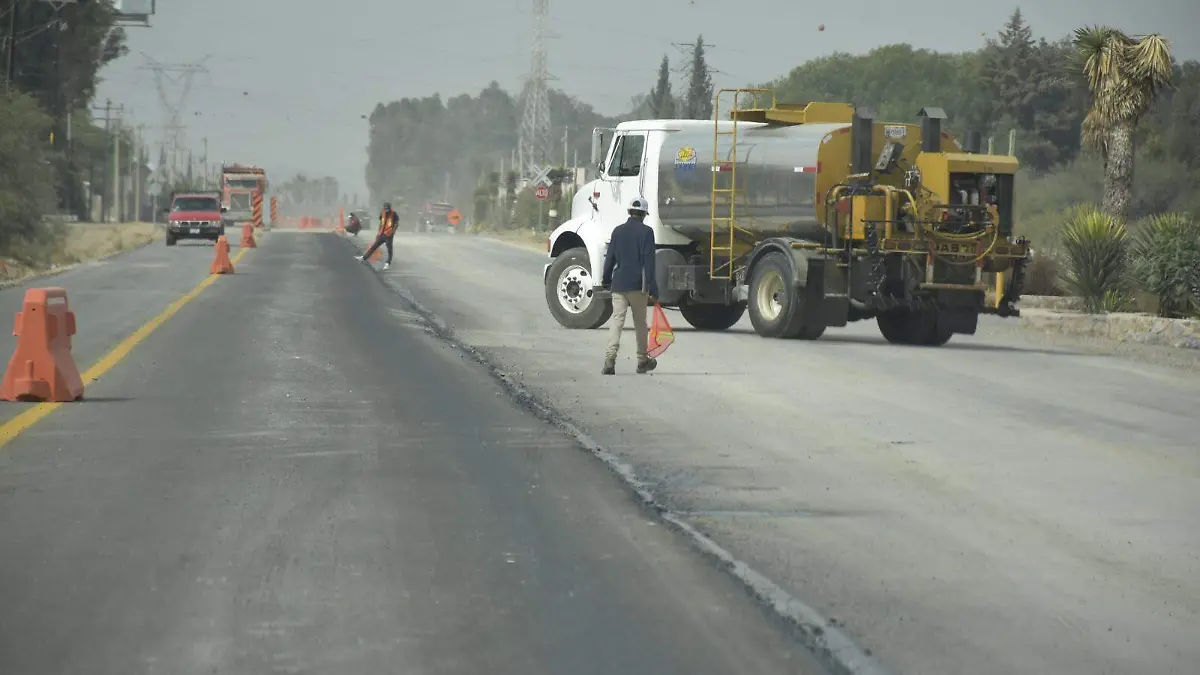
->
xmin=365 ymin=11 xmax=1196 ymax=239
xmin=1 ymin=1 xmax=134 ymax=260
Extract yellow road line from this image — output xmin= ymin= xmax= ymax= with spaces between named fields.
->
xmin=0 ymin=247 xmax=251 ymax=448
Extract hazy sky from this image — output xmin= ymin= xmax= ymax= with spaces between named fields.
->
xmin=96 ymin=1 xmax=1199 ymax=199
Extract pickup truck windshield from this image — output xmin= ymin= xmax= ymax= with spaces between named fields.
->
xmin=172 ymin=197 xmax=220 ymax=212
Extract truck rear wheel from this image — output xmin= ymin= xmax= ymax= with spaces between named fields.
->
xmin=747 ymin=252 xmax=824 ymax=340
xmin=545 ymin=247 xmax=612 ymax=329
xmin=679 ymin=301 xmax=746 ymax=331
xmin=876 ymin=309 xmax=952 ymax=346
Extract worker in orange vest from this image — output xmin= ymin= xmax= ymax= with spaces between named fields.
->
xmin=356 ymin=201 xmax=398 ymax=269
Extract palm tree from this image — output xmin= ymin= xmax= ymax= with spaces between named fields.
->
xmin=1072 ymin=26 xmax=1173 ymax=223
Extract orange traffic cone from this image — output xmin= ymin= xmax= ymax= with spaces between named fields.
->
xmin=0 ymin=287 xmax=84 ymax=402
xmin=240 ymin=222 xmax=257 ymax=248
xmin=210 ymin=235 xmax=235 ymax=274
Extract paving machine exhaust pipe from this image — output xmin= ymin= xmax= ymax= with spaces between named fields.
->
xmin=918 ymin=107 xmax=948 ymax=153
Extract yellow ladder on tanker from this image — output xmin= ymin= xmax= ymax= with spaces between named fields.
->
xmin=709 ymin=88 xmax=776 ymax=280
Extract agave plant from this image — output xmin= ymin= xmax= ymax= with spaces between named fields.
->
xmin=1129 ymin=212 xmax=1200 ymax=317
xmin=1057 ymin=205 xmax=1130 ymax=313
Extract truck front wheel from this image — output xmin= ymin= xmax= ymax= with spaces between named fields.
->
xmin=679 ymin=301 xmax=746 ymax=331
xmin=545 ymin=247 xmax=612 ymax=329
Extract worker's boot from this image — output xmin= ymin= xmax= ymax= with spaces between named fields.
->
xmin=636 ymin=357 xmax=657 ymax=374
xmin=601 ymin=357 xmax=616 ymax=375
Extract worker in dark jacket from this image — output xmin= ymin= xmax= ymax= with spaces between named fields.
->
xmin=357 ymin=201 xmax=398 ymax=269
xmin=601 ymin=196 xmax=659 ymax=375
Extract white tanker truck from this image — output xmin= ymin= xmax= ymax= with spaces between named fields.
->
xmin=542 ymin=89 xmax=1031 ymax=346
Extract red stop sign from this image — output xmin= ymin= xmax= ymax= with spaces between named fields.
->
xmin=535 ymin=185 xmax=549 ymax=200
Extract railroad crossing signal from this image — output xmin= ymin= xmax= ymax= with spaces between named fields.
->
xmin=535 ymin=185 xmax=550 ymax=201
xmin=529 ymin=165 xmax=553 ymax=188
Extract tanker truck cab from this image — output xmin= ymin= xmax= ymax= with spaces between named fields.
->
xmin=544 ymin=89 xmax=1031 ymax=345
xmin=544 ymin=120 xmax=720 ymax=329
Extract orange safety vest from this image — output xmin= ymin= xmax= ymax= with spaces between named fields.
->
xmin=379 ymin=209 xmax=396 ymax=236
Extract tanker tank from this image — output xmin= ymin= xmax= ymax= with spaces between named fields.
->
xmin=656 ymin=122 xmax=849 ymax=243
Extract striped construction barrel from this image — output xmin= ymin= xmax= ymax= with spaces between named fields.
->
xmin=252 ymin=193 xmax=264 ymax=229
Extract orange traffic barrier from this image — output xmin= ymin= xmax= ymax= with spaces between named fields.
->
xmin=0 ymin=287 xmax=84 ymax=402
xmin=210 ymin=235 xmax=235 ymax=274
xmin=240 ymin=222 xmax=257 ymax=248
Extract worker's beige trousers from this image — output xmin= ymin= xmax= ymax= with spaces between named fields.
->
xmin=605 ymin=291 xmax=649 ymax=361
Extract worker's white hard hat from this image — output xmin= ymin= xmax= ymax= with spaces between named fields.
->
xmin=628 ymin=196 xmax=649 ymax=212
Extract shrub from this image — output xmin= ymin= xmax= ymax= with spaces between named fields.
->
xmin=1128 ymin=212 xmax=1200 ymax=318
xmin=1057 ymin=204 xmax=1130 ymax=313
xmin=1023 ymin=249 xmax=1064 ymax=296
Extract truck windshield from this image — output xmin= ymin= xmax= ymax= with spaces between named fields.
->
xmin=172 ymin=197 xmax=219 ymax=212
xmin=225 ymin=178 xmax=260 ymax=189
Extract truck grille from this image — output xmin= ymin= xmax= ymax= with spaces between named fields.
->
xmin=174 ymin=221 xmax=217 ymax=227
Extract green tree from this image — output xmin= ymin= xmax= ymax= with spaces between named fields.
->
xmin=8 ymin=0 xmax=128 ymax=216
xmin=647 ymin=55 xmax=676 ymax=118
xmin=979 ymin=10 xmax=1086 ymax=171
xmin=684 ymin=36 xmax=714 ymax=120
xmin=1073 ymin=26 xmax=1173 ymax=223
xmin=0 ymin=92 xmax=58 ymax=260
xmin=366 ymin=81 xmax=622 ymax=216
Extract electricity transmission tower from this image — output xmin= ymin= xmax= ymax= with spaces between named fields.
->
xmin=518 ymin=0 xmax=553 ymax=180
xmin=671 ymin=40 xmax=725 ymax=119
xmin=139 ymin=53 xmax=208 ymax=184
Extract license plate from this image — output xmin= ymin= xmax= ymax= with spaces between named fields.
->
xmin=190 ymin=228 xmax=200 ymax=234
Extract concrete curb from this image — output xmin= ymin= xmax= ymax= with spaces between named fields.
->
xmin=339 ymin=231 xmax=893 ymax=675
xmin=1017 ymin=295 xmax=1084 ymax=311
xmin=1019 ymin=308 xmax=1200 ymax=349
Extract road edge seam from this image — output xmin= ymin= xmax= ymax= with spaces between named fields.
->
xmin=342 ymin=233 xmax=892 ymax=675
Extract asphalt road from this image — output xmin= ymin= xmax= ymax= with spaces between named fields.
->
xmin=348 ymin=231 xmax=1200 ymax=675
xmin=0 ymin=232 xmax=827 ymax=675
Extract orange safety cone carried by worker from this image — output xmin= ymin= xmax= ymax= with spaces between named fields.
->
xmin=240 ymin=222 xmax=257 ymax=248
xmin=210 ymin=235 xmax=235 ymax=274
xmin=0 ymin=287 xmax=85 ymax=402
xmin=647 ymin=301 xmax=674 ymax=358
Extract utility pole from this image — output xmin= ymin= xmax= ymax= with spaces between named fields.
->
xmin=112 ymin=112 xmax=121 ymax=223
xmin=4 ymin=0 xmax=18 ymax=92
xmin=90 ymin=99 xmax=125 ymax=222
xmin=132 ymin=125 xmax=144 ymax=222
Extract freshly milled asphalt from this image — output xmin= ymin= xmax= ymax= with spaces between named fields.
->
xmin=350 ymin=231 xmax=1200 ymax=675
xmin=0 ymin=232 xmax=826 ymax=675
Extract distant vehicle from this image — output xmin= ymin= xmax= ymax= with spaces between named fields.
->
xmin=417 ymin=201 xmax=458 ymax=233
xmin=220 ymin=163 xmax=268 ymax=226
xmin=164 ymin=193 xmax=226 ymax=246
